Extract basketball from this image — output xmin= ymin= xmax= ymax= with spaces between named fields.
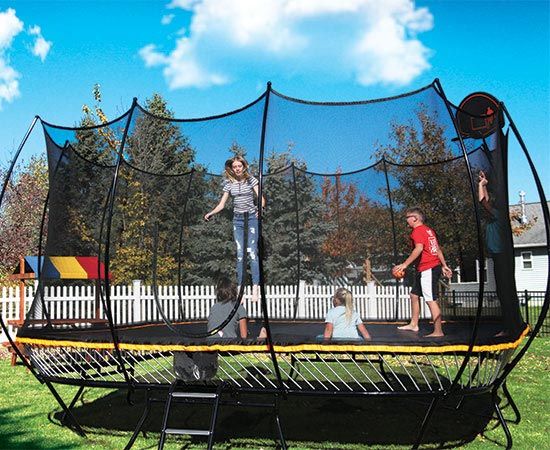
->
xmin=392 ymin=267 xmax=405 ymax=279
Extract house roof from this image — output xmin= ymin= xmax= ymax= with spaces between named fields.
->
xmin=510 ymin=201 xmax=550 ymax=247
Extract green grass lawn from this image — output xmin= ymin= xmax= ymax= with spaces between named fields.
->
xmin=0 ymin=339 xmax=548 ymax=449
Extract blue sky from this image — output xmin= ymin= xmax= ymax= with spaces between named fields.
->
xmin=0 ymin=0 xmax=548 ymax=204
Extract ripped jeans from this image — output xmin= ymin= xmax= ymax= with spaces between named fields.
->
xmin=233 ymin=213 xmax=260 ymax=285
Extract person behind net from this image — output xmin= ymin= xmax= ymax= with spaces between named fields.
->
xmin=393 ymin=207 xmax=453 ymax=337
xmin=204 ymin=155 xmax=266 ymax=302
xmin=208 ymin=277 xmax=248 ymax=339
xmin=478 ymin=170 xmax=524 ymax=337
xmin=323 ymin=287 xmax=371 ymax=340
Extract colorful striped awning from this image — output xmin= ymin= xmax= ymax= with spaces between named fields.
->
xmin=18 ymin=256 xmax=111 ymax=280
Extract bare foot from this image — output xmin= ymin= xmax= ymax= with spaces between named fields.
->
xmin=258 ymin=327 xmax=267 ymax=339
xmin=424 ymin=332 xmax=444 ymax=338
xmin=397 ymin=324 xmax=419 ymax=332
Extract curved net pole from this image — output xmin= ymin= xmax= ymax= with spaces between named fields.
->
xmin=151 ymin=218 xmax=246 ymax=339
xmin=99 ymin=98 xmax=138 ymax=393
xmin=433 ymin=79 xmax=487 ymax=390
xmin=493 ymin=103 xmax=550 ymax=385
xmin=0 ymin=116 xmax=40 ymax=377
xmin=291 ymin=163 xmax=302 ymax=319
xmin=33 ymin=141 xmax=70 ymax=327
xmin=382 ymin=157 xmax=400 ymax=320
xmin=257 ymin=81 xmax=285 ymax=391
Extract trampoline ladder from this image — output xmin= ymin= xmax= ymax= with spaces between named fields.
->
xmin=158 ymin=382 xmax=223 ymax=450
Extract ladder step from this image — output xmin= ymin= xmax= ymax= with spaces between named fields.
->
xmin=171 ymin=392 xmax=218 ymax=399
xmin=165 ymin=428 xmax=211 ymax=436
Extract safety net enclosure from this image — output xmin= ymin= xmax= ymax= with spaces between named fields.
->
xmin=2 ymin=80 xmax=548 ymax=448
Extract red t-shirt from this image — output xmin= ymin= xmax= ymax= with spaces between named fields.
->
xmin=410 ymin=224 xmax=441 ymax=272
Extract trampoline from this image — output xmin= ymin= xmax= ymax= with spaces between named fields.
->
xmin=1 ymin=80 xmax=548 ymax=449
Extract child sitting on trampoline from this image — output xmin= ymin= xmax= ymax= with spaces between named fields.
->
xmin=322 ymin=288 xmax=371 ymax=340
xmin=208 ymin=277 xmax=248 ymax=339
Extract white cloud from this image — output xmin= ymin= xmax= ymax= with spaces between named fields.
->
xmin=28 ymin=25 xmax=41 ymax=36
xmin=0 ymin=8 xmax=23 ymax=48
xmin=140 ymin=39 xmax=227 ymax=88
xmin=0 ymin=58 xmax=20 ymax=106
xmin=32 ymin=36 xmax=52 ymax=62
xmin=0 ymin=8 xmax=24 ymax=108
xmin=28 ymin=24 xmax=52 ymax=61
xmin=140 ymin=0 xmax=433 ymax=89
xmin=161 ymin=14 xmax=175 ymax=25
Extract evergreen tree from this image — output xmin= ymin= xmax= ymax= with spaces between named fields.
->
xmin=262 ymin=150 xmax=338 ymax=284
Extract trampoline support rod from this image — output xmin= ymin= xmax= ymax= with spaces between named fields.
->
xmin=44 ymin=379 xmax=86 ymax=437
xmin=0 ymin=115 xmax=41 ymax=378
xmin=412 ymin=395 xmax=439 ymax=450
xmin=493 ymin=104 xmax=550 ymax=386
xmin=257 ymin=80 xmax=286 ymax=394
xmin=433 ymin=78 xmax=486 ymax=391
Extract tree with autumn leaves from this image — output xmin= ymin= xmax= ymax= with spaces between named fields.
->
xmin=0 ymin=156 xmax=49 ymax=281
xmin=319 ymin=106 xmax=480 ymax=280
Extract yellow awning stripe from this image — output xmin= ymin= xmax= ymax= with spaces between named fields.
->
xmin=50 ymin=256 xmax=88 ymax=279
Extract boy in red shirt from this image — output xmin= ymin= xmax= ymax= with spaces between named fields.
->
xmin=393 ymin=207 xmax=453 ymax=337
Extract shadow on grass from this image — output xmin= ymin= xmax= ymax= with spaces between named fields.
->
xmin=50 ymin=388 xmax=501 ymax=448
xmin=0 ymin=406 xmax=74 ymax=450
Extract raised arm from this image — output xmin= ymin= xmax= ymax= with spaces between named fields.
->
xmin=478 ymin=170 xmax=491 ymax=212
xmin=204 ymin=192 xmax=230 ymax=221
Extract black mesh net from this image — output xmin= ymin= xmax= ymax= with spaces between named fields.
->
xmin=17 ymin=82 xmax=534 ymax=347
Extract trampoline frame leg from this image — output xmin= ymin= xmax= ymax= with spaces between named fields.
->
xmin=44 ymin=380 xmax=86 ymax=437
xmin=501 ymin=380 xmax=521 ymax=424
xmin=492 ymin=389 xmax=513 ymax=450
xmin=273 ymin=394 xmax=287 ymax=450
xmin=412 ymin=396 xmax=439 ymax=450
xmin=60 ymin=385 xmax=85 ymax=425
xmin=124 ymin=389 xmax=153 ymax=450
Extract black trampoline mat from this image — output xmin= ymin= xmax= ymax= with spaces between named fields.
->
xmin=17 ymin=319 xmax=527 ymax=350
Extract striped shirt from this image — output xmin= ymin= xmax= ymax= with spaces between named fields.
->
xmin=223 ymin=176 xmax=259 ymax=214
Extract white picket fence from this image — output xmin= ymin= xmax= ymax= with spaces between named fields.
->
xmin=0 ymin=281 xmax=425 ymax=343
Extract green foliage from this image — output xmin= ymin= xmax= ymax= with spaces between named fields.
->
xmin=262 ymin=151 xmax=339 ymax=283
xmin=376 ymin=106 xmax=477 ymax=270
xmin=0 ymin=338 xmax=549 ymax=449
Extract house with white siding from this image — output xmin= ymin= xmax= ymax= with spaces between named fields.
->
xmin=511 ymin=200 xmax=549 ymax=292
xmin=451 ymin=198 xmax=549 ymax=293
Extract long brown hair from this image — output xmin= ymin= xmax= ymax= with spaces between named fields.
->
xmin=224 ymin=155 xmax=251 ymax=183
xmin=216 ymin=277 xmax=237 ymax=303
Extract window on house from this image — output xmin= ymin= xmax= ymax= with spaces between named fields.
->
xmin=521 ymin=252 xmax=533 ymax=269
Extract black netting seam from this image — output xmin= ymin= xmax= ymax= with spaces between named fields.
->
xmin=120 ymin=159 xmax=195 ymax=178
xmin=40 ymin=108 xmax=133 ymax=131
xmin=135 ymin=91 xmax=267 ymax=123
xmin=271 ymin=81 xmax=436 ymax=106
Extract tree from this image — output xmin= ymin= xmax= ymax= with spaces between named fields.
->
xmin=375 ymin=105 xmax=477 ymax=272
xmin=0 ymin=156 xmax=49 ymax=280
xmin=262 ymin=150 xmax=338 ymax=284
xmin=44 ymin=86 xmax=197 ymax=284
xmin=320 ymin=171 xmax=396 ymax=278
